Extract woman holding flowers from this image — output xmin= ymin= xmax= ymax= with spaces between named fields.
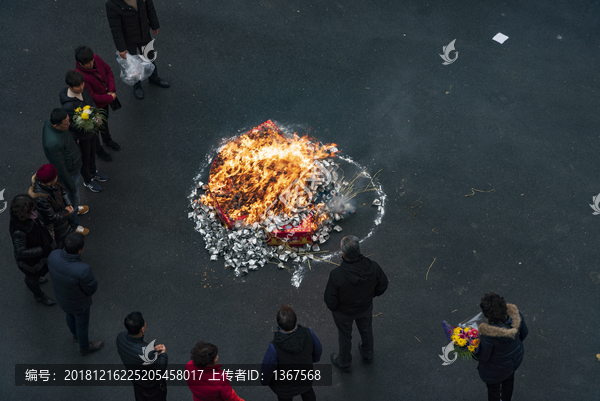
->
xmin=476 ymin=292 xmax=528 ymax=401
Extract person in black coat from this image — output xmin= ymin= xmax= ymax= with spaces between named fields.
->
xmin=28 ymin=164 xmax=84 ymax=247
xmin=261 ymin=305 xmax=322 ymax=401
xmin=116 ymin=312 xmax=168 ymax=401
xmin=48 ymin=232 xmax=103 ymax=355
xmin=477 ymin=292 xmax=528 ymax=401
xmin=59 ymin=70 xmax=109 ymax=193
xmin=106 ymin=0 xmax=170 ymax=100
xmin=9 ymin=194 xmax=55 ymax=306
xmin=324 ymin=235 xmax=388 ymax=372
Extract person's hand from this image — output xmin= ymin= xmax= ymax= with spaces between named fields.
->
xmin=65 ymin=206 xmax=74 ymax=214
xmin=154 ymin=344 xmax=166 ymax=354
xmin=119 ymin=51 xmax=127 ymax=59
xmin=153 ymin=29 xmax=159 ymax=35
xmin=109 ymin=92 xmax=117 ymax=100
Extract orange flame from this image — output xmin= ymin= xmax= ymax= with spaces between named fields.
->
xmin=200 ymin=121 xmax=338 ymax=226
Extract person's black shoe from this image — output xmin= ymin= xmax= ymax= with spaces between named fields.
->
xmin=359 ymin=341 xmax=373 ymax=363
xmin=149 ymin=77 xmax=170 ymax=88
xmin=80 ymin=340 xmax=104 ymax=356
xmin=34 ymin=293 xmax=56 ymax=306
xmin=330 ymin=353 xmax=351 ymax=372
xmin=38 ymin=277 xmax=48 ymax=284
xmin=105 ymin=139 xmax=121 ymax=151
xmin=96 ymin=147 xmax=113 ymax=162
xmin=134 ymin=82 xmax=144 ymax=99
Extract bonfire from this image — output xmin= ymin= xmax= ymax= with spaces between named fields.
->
xmin=189 ymin=120 xmax=377 ymax=276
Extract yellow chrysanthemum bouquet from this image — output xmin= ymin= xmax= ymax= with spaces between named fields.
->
xmin=72 ymin=105 xmax=106 ymax=133
xmin=442 ymin=312 xmax=486 ymax=361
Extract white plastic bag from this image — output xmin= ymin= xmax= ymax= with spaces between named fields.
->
xmin=116 ymin=51 xmax=155 ymax=86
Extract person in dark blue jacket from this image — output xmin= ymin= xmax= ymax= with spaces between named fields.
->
xmin=477 ymin=292 xmax=528 ymax=401
xmin=48 ymin=232 xmax=103 ymax=355
xmin=116 ymin=311 xmax=168 ymax=401
xmin=261 ymin=305 xmax=322 ymax=401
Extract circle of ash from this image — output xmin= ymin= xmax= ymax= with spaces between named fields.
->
xmin=188 ymin=123 xmax=386 ymax=287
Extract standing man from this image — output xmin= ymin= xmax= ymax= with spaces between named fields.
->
xmin=60 ymin=70 xmax=109 ymax=193
xmin=48 ymin=232 xmax=103 ymax=356
xmin=261 ymin=305 xmax=322 ymax=401
xmin=74 ymin=45 xmax=121 ymax=162
xmin=42 ymin=108 xmax=89 ymax=228
xmin=116 ymin=311 xmax=168 ymax=401
xmin=324 ymin=235 xmax=388 ymax=372
xmin=106 ymin=0 xmax=170 ymax=100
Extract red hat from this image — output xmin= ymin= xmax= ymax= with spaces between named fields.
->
xmin=36 ymin=164 xmax=58 ymax=184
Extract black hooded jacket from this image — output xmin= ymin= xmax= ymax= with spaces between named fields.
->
xmin=106 ymin=0 xmax=160 ymax=54
xmin=477 ymin=303 xmax=528 ymax=384
xmin=116 ymin=331 xmax=168 ymax=387
xmin=9 ymin=209 xmax=53 ymax=273
xmin=324 ymin=255 xmax=388 ymax=316
xmin=269 ymin=326 xmax=315 ymax=397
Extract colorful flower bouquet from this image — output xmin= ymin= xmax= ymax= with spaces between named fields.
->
xmin=442 ymin=312 xmax=486 ymax=360
xmin=72 ymin=105 xmax=106 ymax=133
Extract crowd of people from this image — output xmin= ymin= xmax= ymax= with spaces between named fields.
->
xmin=8 ymin=1 xmax=529 ymax=401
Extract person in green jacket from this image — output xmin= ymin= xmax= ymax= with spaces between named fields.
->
xmin=42 ymin=108 xmax=89 ymax=229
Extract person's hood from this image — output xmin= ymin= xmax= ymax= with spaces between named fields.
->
xmin=10 ymin=208 xmax=35 ymax=231
xmin=478 ymin=304 xmax=521 ymax=339
xmin=340 ymin=255 xmax=374 ymax=284
xmin=273 ymin=326 xmax=307 ymax=354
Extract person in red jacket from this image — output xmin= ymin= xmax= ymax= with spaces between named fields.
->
xmin=185 ymin=341 xmax=245 ymax=401
xmin=74 ymin=45 xmax=121 ymax=162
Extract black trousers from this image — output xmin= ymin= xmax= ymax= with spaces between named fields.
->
xmin=133 ymin=381 xmax=167 ymax=401
xmin=21 ymin=264 xmax=48 ymax=298
xmin=277 ymin=387 xmax=316 ymax=401
xmin=79 ymin=136 xmax=97 ymax=183
xmin=95 ymin=105 xmax=112 ymax=149
xmin=332 ymin=304 xmax=374 ymax=367
xmin=486 ymin=373 xmax=515 ymax=401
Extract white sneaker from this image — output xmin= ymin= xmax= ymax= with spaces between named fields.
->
xmin=76 ymin=226 xmax=90 ymax=236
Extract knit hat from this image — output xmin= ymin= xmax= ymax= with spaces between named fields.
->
xmin=36 ymin=164 xmax=58 ymax=184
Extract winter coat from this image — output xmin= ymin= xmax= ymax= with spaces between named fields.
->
xmin=116 ymin=331 xmax=168 ymax=387
xmin=477 ymin=303 xmax=529 ymax=384
xmin=47 ymin=249 xmax=98 ymax=314
xmin=261 ymin=325 xmax=322 ymax=398
xmin=9 ymin=210 xmax=53 ymax=274
xmin=324 ymin=255 xmax=389 ymax=316
xmin=59 ymin=86 xmax=98 ymax=141
xmin=185 ymin=362 xmax=244 ymax=401
xmin=75 ymin=54 xmax=116 ymax=109
xmin=42 ymin=119 xmax=82 ymax=194
xmin=29 ymin=175 xmax=75 ymax=247
xmin=106 ymin=0 xmax=160 ymax=54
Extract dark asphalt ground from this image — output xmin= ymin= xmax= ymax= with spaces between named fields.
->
xmin=1 ymin=0 xmax=599 ymax=400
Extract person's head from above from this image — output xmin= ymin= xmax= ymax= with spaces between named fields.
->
xmin=36 ymin=164 xmax=58 ymax=187
xmin=190 ymin=341 xmax=219 ymax=368
xmin=276 ymin=304 xmax=297 ymax=332
xmin=480 ymin=292 xmax=508 ymax=324
xmin=124 ymin=311 xmax=146 ymax=337
xmin=75 ymin=45 xmax=95 ymax=69
xmin=64 ymin=232 xmax=85 ymax=255
xmin=10 ymin=194 xmax=35 ymax=222
xmin=50 ymin=108 xmax=69 ymax=131
xmin=340 ymin=235 xmax=361 ymax=261
xmin=65 ymin=70 xmax=85 ymax=94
